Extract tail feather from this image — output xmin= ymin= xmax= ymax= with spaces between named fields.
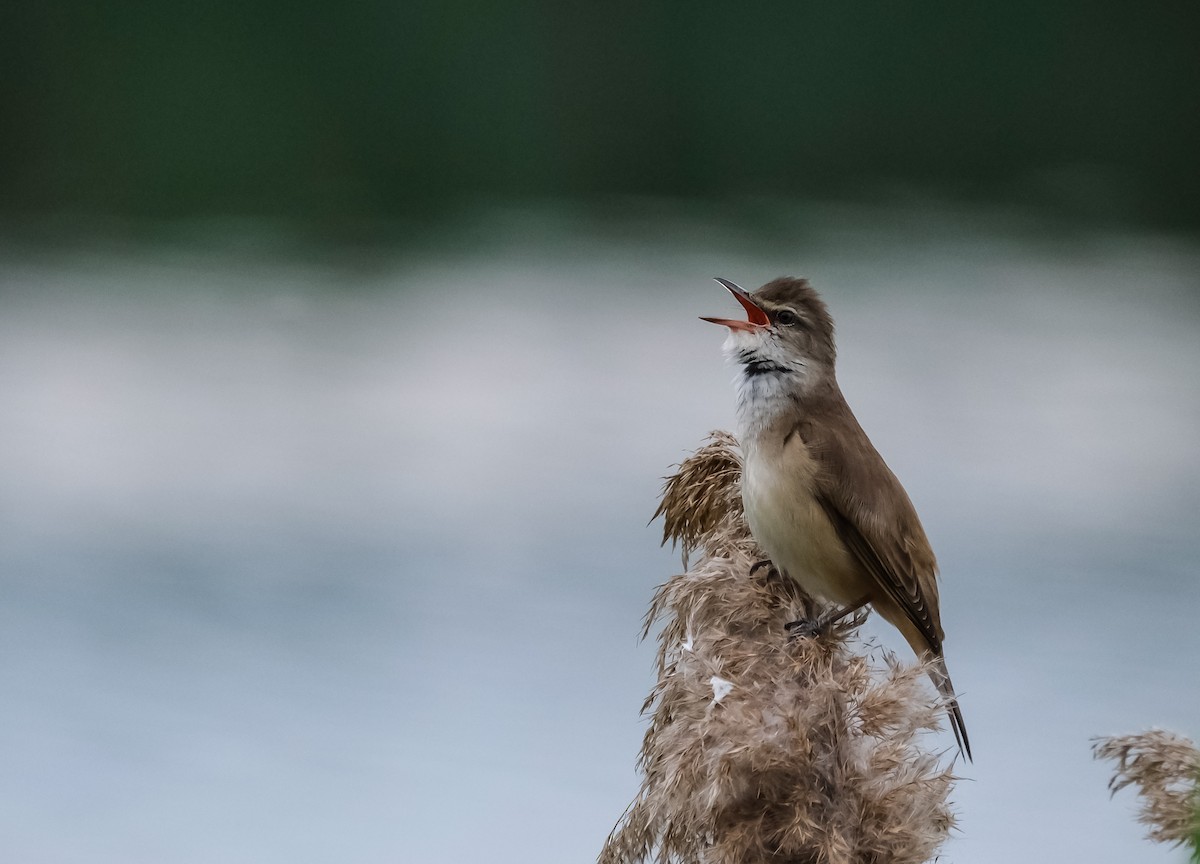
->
xmin=929 ymin=654 xmax=972 ymax=762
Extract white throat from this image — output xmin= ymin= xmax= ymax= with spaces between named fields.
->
xmin=722 ymin=330 xmax=814 ymax=445
xmin=733 ymin=366 xmax=807 ymax=446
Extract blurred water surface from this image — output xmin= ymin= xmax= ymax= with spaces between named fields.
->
xmin=2 ymin=205 xmax=1199 ymax=863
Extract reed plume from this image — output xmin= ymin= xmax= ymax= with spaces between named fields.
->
xmin=600 ymin=431 xmax=957 ymax=864
xmin=1094 ymin=730 xmax=1200 ymax=860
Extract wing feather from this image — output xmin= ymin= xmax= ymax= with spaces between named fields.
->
xmin=795 ymin=401 xmax=943 ymax=651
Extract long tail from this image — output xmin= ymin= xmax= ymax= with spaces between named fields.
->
xmin=929 ymin=653 xmax=972 ymax=762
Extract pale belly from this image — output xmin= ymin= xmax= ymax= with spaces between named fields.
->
xmin=741 ymin=449 xmax=868 ymax=607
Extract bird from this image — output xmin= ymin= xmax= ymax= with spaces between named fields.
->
xmin=701 ymin=276 xmax=971 ymax=761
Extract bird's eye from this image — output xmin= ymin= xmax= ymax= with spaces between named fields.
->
xmin=775 ymin=309 xmax=800 ymax=327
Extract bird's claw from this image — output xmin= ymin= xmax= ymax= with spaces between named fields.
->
xmin=785 ymin=617 xmax=826 ymax=640
xmin=749 ymin=559 xmax=780 ymax=582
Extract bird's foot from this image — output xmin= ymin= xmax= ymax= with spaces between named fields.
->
xmin=784 ymin=617 xmax=826 ymax=640
xmin=749 ymin=559 xmax=781 ymax=582
xmin=786 ymin=598 xmax=871 ymax=641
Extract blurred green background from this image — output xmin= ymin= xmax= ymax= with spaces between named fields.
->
xmin=3 ymin=0 xmax=1198 ymax=228
xmin=4 ymin=6 xmax=1200 ymax=864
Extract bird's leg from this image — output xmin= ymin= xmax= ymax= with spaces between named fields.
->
xmin=821 ymin=596 xmax=871 ymax=627
xmin=786 ymin=596 xmax=871 ymax=639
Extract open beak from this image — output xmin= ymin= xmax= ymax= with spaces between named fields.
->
xmin=700 ymin=278 xmax=770 ymax=332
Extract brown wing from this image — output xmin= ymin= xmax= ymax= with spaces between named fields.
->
xmin=796 ymin=392 xmax=944 ymax=652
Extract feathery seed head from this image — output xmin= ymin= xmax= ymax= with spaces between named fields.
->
xmin=1094 ymin=731 xmax=1200 ymax=854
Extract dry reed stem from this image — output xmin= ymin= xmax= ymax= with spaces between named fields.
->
xmin=601 ymin=432 xmax=957 ymax=864
xmin=1094 ymin=730 xmax=1200 ymax=855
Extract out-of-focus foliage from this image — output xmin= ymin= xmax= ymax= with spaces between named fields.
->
xmin=2 ymin=1 xmax=1198 ymax=226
